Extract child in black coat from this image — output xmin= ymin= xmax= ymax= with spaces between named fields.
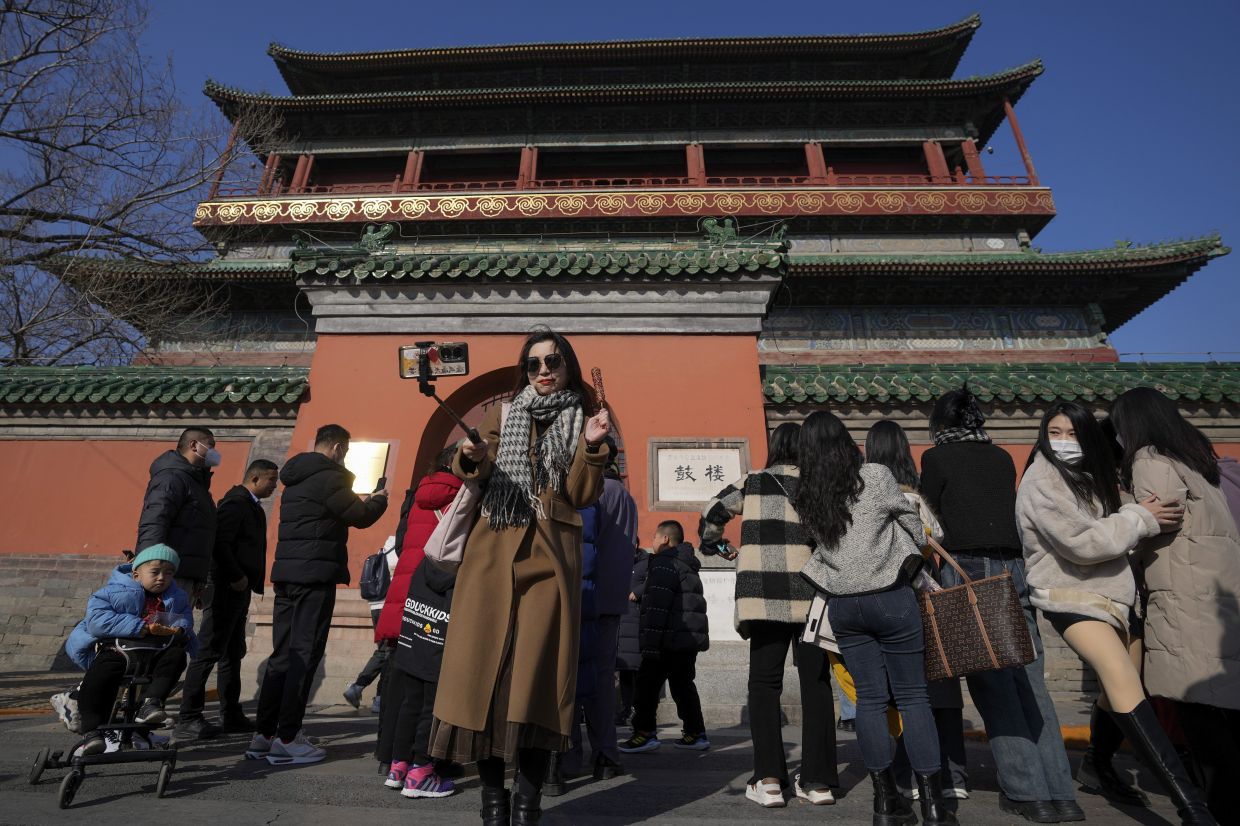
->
xmin=384 ymin=558 xmax=457 ymax=799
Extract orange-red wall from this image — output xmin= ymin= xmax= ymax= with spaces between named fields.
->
xmin=286 ymin=333 xmax=771 ymax=578
xmin=0 ymin=440 xmax=252 ymax=556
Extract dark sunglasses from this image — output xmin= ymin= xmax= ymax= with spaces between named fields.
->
xmin=524 ymin=353 xmax=565 ymax=374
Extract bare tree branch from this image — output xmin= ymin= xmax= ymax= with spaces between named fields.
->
xmin=0 ymin=0 xmax=279 ymax=366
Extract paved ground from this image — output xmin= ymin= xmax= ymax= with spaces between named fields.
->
xmin=0 ymin=672 xmax=1179 ymax=825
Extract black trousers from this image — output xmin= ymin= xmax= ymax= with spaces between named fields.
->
xmin=255 ymin=582 xmax=336 ymax=741
xmin=179 ymin=578 xmax=252 ymax=720
xmin=617 ymin=669 xmax=637 ymax=722
xmin=390 ymin=669 xmax=439 ymax=765
xmin=352 ymin=608 xmax=389 ymax=691
xmin=747 ymin=620 xmax=838 ymax=788
xmin=79 ymin=646 xmax=187 ymax=733
xmin=631 ymin=650 xmax=705 ymax=736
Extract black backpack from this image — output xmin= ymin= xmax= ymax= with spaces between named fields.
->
xmin=359 ymin=550 xmax=391 ymax=601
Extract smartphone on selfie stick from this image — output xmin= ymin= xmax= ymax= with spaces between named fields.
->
xmin=398 ymin=341 xmax=483 ymax=445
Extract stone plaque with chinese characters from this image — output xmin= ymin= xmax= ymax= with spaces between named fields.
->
xmin=655 ymin=448 xmax=744 ymax=503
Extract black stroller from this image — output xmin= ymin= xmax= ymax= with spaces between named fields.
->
xmin=29 ymin=636 xmax=179 ymax=808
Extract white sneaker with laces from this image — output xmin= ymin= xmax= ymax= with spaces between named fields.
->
xmin=794 ymin=773 xmax=836 ymax=805
xmin=745 ymin=780 xmax=786 ymax=808
xmin=50 ymin=691 xmax=81 ymax=733
xmin=267 ymin=732 xmax=326 ymax=765
xmin=245 ymin=733 xmax=273 ymax=759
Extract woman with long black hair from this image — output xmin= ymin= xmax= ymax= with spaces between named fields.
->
xmin=1111 ymin=387 xmax=1240 ymax=823
xmin=699 ymin=422 xmax=837 ymax=808
xmin=430 ymin=329 xmax=611 ymax=825
xmin=865 ymin=421 xmax=968 ymax=802
xmin=920 ymin=388 xmax=1079 ymax=823
xmin=796 ymin=411 xmax=957 ymax=826
xmin=1017 ymin=402 xmax=1214 ymax=825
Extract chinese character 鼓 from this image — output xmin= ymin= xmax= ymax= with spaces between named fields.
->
xmin=705 ymin=464 xmax=725 ymax=482
xmin=675 ymin=465 xmax=696 ymax=482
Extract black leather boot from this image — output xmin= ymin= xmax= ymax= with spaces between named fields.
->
xmin=1076 ymin=702 xmax=1149 ymax=806
xmin=480 ymin=786 xmax=510 ymax=826
xmin=511 ymin=791 xmax=542 ymax=825
xmin=542 ymin=751 xmax=565 ymax=797
xmin=1112 ymin=701 xmax=1217 ymax=825
xmin=915 ymin=771 xmax=959 ymax=825
xmin=869 ymin=768 xmax=918 ymax=826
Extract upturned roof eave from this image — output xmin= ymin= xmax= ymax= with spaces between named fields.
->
xmin=267 ymin=15 xmax=983 ymax=91
xmin=204 ymin=59 xmax=1042 ymax=115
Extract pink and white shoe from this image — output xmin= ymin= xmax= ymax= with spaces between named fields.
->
xmin=401 ymin=763 xmax=456 ymax=798
xmin=385 ymin=760 xmax=409 ymax=789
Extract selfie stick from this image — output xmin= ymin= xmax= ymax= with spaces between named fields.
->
xmin=416 ymin=343 xmax=484 ymax=446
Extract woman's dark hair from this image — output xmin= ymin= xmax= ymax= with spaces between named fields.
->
xmin=793 ymin=411 xmax=864 ymax=549
xmin=1111 ymin=387 xmax=1220 ymax=486
xmin=765 ymin=422 xmax=801 ymax=468
xmin=513 ymin=328 xmax=598 ymax=413
xmin=428 ymin=445 xmax=457 ymax=476
xmin=1027 ymin=402 xmax=1121 ymax=515
xmin=865 ymin=420 xmax=920 ymax=490
xmin=929 ymin=385 xmax=986 ymax=435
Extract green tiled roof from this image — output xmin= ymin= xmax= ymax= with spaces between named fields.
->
xmin=47 ymin=256 xmax=293 ymax=281
xmin=762 ymin=363 xmax=1240 ymax=405
xmin=0 ymin=367 xmax=309 ymax=406
xmin=787 ymin=236 xmax=1229 ymax=270
xmin=292 ymin=248 xmax=783 ymax=281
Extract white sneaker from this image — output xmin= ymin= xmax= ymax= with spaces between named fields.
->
xmin=946 ymin=787 xmax=969 ymax=799
xmin=794 ymin=773 xmax=836 ymax=805
xmin=245 ymin=733 xmax=273 ymax=759
xmin=104 ymin=730 xmax=122 ymax=754
xmin=50 ymin=691 xmax=81 ymax=733
xmin=745 ymin=780 xmax=786 ymax=808
xmin=267 ymin=732 xmax=326 ymax=766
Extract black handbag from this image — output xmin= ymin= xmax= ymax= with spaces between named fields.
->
xmin=918 ymin=538 xmax=1035 ymax=681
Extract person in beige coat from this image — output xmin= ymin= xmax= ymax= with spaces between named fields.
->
xmin=1112 ymin=387 xmax=1240 ymax=823
xmin=429 ymin=330 xmax=610 ymax=826
xmin=1017 ymin=402 xmax=1214 ymax=825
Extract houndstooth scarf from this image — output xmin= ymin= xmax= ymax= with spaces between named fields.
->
xmin=934 ymin=426 xmax=992 ymax=446
xmin=481 ymin=384 xmax=584 ymax=530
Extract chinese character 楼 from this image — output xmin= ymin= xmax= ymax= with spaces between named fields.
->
xmin=705 ymin=464 xmax=725 ymax=483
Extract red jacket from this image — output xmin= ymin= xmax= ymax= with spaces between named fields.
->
xmin=375 ymin=471 xmax=462 ymax=642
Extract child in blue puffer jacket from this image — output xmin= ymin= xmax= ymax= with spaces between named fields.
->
xmin=65 ymin=544 xmax=196 ymax=755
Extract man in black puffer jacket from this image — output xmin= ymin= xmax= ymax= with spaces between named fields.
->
xmin=620 ymin=520 xmax=710 ymax=754
xmin=251 ymin=424 xmax=388 ymax=765
xmin=135 ymin=427 xmax=219 ymax=602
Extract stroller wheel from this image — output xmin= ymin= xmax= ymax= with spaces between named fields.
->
xmin=58 ymin=769 xmax=83 ymax=809
xmin=28 ymin=747 xmax=49 ymax=784
xmin=155 ymin=761 xmax=173 ymax=798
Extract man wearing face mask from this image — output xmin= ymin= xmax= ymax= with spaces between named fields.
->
xmin=249 ymin=423 xmax=389 ymax=766
xmin=136 ymin=426 xmax=220 ymax=608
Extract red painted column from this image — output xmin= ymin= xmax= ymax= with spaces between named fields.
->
xmin=804 ymin=142 xmax=827 ymax=184
xmin=258 ymin=153 xmax=278 ymax=195
xmin=1003 ymin=98 xmax=1040 ymax=185
xmin=517 ymin=146 xmax=539 ymax=188
xmin=961 ymin=138 xmax=987 ymax=181
xmin=208 ymin=121 xmax=239 ymax=200
xmin=922 ymin=140 xmax=950 ymax=182
xmin=289 ymin=154 xmax=310 ymax=193
xmin=684 ymin=144 xmax=706 ymax=185
xmin=402 ymin=150 xmax=424 ymax=189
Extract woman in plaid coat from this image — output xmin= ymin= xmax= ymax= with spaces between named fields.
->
xmin=699 ymin=423 xmax=837 ymax=808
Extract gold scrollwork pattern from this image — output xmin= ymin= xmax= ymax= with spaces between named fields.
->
xmin=914 ymin=192 xmax=948 ymax=212
xmin=834 ymin=193 xmax=864 ymax=213
xmin=437 ymin=198 xmax=468 ymax=218
xmin=554 ymin=194 xmax=587 ymax=216
xmin=995 ymin=192 xmax=1029 ymax=213
xmin=752 ymin=192 xmax=785 ymax=214
xmin=1034 ymin=192 xmax=1056 ymax=212
xmin=476 ymin=196 xmax=507 ymax=217
xmin=360 ymin=199 xmax=392 ymax=220
xmin=515 ymin=195 xmax=545 ymax=215
xmin=398 ymin=199 xmax=428 ymax=218
xmin=673 ymin=193 xmax=707 ymax=213
xmin=324 ymin=200 xmax=355 ymax=220
xmin=287 ymin=201 xmax=319 ymax=221
xmin=872 ymin=192 xmax=904 ymax=213
xmin=634 ymin=193 xmax=667 ymax=214
xmin=595 ymin=194 xmax=626 ymax=214
xmin=713 ymin=193 xmax=745 ymax=213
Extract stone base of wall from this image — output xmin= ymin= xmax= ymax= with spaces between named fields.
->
xmin=0 ymin=555 xmax=1097 ymax=725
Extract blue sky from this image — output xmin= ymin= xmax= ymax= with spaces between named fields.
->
xmin=142 ymin=1 xmax=1239 ymax=361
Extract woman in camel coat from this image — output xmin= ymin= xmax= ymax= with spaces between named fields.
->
xmin=430 ymin=329 xmax=610 ymax=825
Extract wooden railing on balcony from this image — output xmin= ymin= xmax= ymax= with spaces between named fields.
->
xmin=214 ymin=171 xmax=1032 ymax=199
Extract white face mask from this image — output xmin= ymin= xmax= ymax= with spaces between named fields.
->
xmin=1050 ymin=439 xmax=1083 ymax=465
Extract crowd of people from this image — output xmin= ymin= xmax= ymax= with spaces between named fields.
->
xmin=53 ymin=328 xmax=1240 ymax=826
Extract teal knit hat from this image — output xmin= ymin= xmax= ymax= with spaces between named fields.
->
xmin=132 ymin=544 xmax=180 ymax=573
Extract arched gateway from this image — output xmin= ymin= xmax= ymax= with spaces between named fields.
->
xmin=1 ymin=18 xmax=1237 ymax=714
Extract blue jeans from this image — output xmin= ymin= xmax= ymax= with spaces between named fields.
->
xmin=829 ymin=586 xmax=940 ymax=774
xmin=937 ymin=551 xmax=1075 ymax=802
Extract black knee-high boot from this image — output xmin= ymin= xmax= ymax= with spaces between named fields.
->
xmin=1112 ymin=701 xmax=1216 ymax=826
xmin=1076 ymin=701 xmax=1149 ymax=806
